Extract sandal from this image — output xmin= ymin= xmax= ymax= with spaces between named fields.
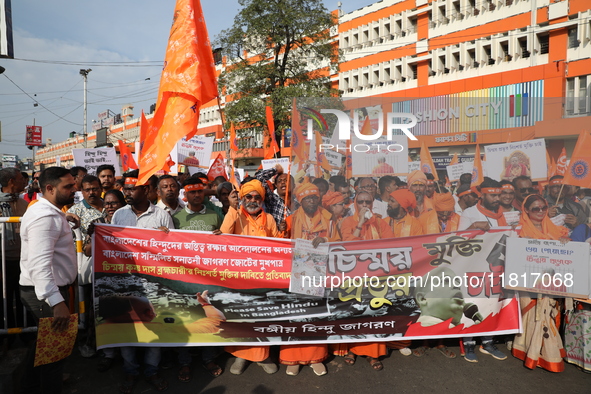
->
xmin=178 ymin=365 xmax=191 ymax=383
xmin=119 ymin=374 xmax=138 ymax=394
xmin=203 ymin=361 xmax=223 ymax=378
xmin=343 ymin=351 xmax=356 ymax=366
xmin=412 ymin=346 xmax=429 ymax=357
xmin=367 ymin=357 xmax=383 ymax=371
xmin=436 ymin=346 xmax=456 ymax=359
xmin=146 ymin=373 xmax=168 ymax=392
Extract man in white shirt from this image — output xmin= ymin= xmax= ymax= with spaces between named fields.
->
xmin=458 ymin=177 xmax=506 ymax=231
xmin=155 ymin=174 xmax=184 ymax=216
xmin=111 ymin=170 xmax=172 ymax=392
xmin=19 ymin=166 xmax=80 ymax=394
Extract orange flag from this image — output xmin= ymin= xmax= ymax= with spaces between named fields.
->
xmin=291 ymin=105 xmax=306 ymax=163
xmin=229 ymin=160 xmax=240 ymax=190
xmin=360 ymin=116 xmax=373 ymax=136
xmin=207 ymin=153 xmax=227 ymax=181
xmin=546 ymin=150 xmax=556 ymax=179
xmin=471 ymin=144 xmax=484 ymax=186
xmin=230 ymin=123 xmax=239 ymax=152
xmin=420 ymin=140 xmax=439 ymax=180
xmin=118 ymin=140 xmax=138 ymax=172
xmin=315 ymin=129 xmax=332 ymax=173
xmin=556 ymin=147 xmax=568 ymax=176
xmin=161 ymin=155 xmax=176 ymax=174
xmin=449 ymin=153 xmax=459 ymax=166
xmin=139 ymin=0 xmax=218 ymax=184
xmin=264 ymin=106 xmax=280 ymax=159
xmin=563 ymin=131 xmax=591 ymax=188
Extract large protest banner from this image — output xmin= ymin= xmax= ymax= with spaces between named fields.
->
xmin=94 ymin=225 xmax=520 ymax=348
xmin=72 ymin=148 xmax=121 ymax=176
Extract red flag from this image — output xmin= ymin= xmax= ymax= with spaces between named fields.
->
xmin=139 ymin=0 xmax=218 ymax=185
xmin=207 ymin=154 xmax=227 ymax=181
xmin=264 ymin=106 xmax=280 ymax=159
xmin=556 ymin=147 xmax=568 ymax=176
xmin=563 ymin=131 xmax=591 ymax=188
xmin=230 ymin=123 xmax=239 ymax=152
xmin=420 ymin=140 xmax=439 ymax=180
xmin=471 ymin=144 xmax=484 ymax=186
xmin=118 ymin=140 xmax=138 ymax=172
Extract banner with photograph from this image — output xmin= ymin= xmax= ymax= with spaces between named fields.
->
xmin=484 ymin=139 xmax=547 ymax=182
xmin=94 ymin=225 xmax=520 ymax=348
xmin=72 ymin=148 xmax=121 ymax=176
xmin=169 ymin=135 xmax=214 ymax=175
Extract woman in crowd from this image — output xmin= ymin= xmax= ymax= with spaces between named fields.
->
xmin=513 ymin=194 xmax=569 ymax=372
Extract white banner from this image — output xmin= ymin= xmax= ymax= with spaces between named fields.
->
xmin=72 ymin=148 xmax=121 ymax=176
xmin=169 ymin=135 xmax=214 ymax=175
xmin=262 ymin=158 xmax=290 ymax=173
xmin=484 ymin=138 xmax=547 ymax=182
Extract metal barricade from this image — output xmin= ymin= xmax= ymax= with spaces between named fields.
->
xmin=0 ymin=216 xmax=86 ymax=334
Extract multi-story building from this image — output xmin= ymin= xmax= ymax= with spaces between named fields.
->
xmin=36 ymin=0 xmax=591 ymax=170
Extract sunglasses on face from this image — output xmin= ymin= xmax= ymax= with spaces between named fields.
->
xmin=244 ymin=194 xmax=262 ymax=202
xmin=529 ymin=206 xmax=548 ymax=213
xmin=519 ymin=187 xmax=536 ymax=194
xmin=357 ymin=199 xmax=372 ymax=205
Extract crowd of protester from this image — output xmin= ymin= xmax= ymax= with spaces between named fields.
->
xmin=1 ymin=161 xmax=591 ymax=393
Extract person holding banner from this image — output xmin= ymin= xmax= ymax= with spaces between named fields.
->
xmin=545 ymin=175 xmax=589 ymax=231
xmin=156 ymin=175 xmax=184 ymax=216
xmin=220 ymin=179 xmax=279 ymax=375
xmin=386 ymin=189 xmax=423 ymax=237
xmin=173 ymin=177 xmax=222 ymax=232
xmin=454 ymin=184 xmax=479 ymax=214
xmin=512 ymin=194 xmax=569 ymax=372
xmin=420 ymin=192 xmax=460 ymax=234
xmin=459 ymin=178 xmax=507 ymax=231
xmin=341 ymin=192 xmax=394 ymax=370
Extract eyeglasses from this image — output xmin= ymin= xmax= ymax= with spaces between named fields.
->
xmin=519 ymin=187 xmax=536 ymax=194
xmin=83 ymin=188 xmax=101 ymax=193
xmin=357 ymin=199 xmax=372 ymax=205
xmin=530 ymin=206 xmax=548 ymax=213
xmin=33 ymin=177 xmax=39 ymax=180
xmin=244 ymin=194 xmax=262 ymax=202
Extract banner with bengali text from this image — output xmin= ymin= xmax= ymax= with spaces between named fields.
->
xmin=94 ymin=225 xmax=520 ymax=348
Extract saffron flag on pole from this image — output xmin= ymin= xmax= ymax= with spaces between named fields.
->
xmin=420 ymin=140 xmax=439 ymax=180
xmin=547 ymin=150 xmax=556 ymax=179
xmin=229 ymin=160 xmax=240 ymax=190
xmin=264 ymin=106 xmax=280 ymax=160
xmin=291 ymin=105 xmax=306 ymax=163
xmin=563 ymin=131 xmax=591 ymax=188
xmin=118 ymin=140 xmax=138 ymax=172
xmin=449 ymin=153 xmax=459 ymax=166
xmin=230 ymin=123 xmax=239 ymax=152
xmin=315 ymin=129 xmax=332 ymax=173
xmin=556 ymin=147 xmax=568 ymax=176
xmin=471 ymin=144 xmax=484 ymax=187
xmin=138 ymin=0 xmax=218 ymax=184
xmin=207 ymin=153 xmax=227 ymax=181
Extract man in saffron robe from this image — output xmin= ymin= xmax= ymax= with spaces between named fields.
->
xmin=280 ymin=182 xmax=330 ymax=376
xmin=386 ymin=189 xmax=423 ymax=237
xmin=371 ymin=156 xmax=394 ymax=175
xmin=340 ymin=192 xmax=394 ymax=370
xmin=220 ymin=179 xmax=279 ymax=375
xmin=420 ymin=192 xmax=461 ymax=234
xmin=407 ymin=170 xmax=435 ymax=219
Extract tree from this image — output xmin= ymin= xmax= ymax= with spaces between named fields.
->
xmin=216 ymin=0 xmax=340 ymax=148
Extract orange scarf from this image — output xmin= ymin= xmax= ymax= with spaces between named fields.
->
xmin=476 ymin=202 xmax=508 ymax=226
xmin=291 ymin=207 xmax=331 ymax=240
xmin=240 ymin=206 xmax=268 ymax=237
xmin=519 ymin=206 xmax=569 ymax=240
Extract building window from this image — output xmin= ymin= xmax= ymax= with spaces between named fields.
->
xmin=468 ymin=48 xmax=478 ymax=68
xmin=565 ymin=75 xmax=590 ymax=117
xmin=568 ymin=27 xmax=579 ymax=48
xmin=411 ymin=64 xmax=418 ymax=79
xmin=538 ymin=34 xmax=549 ymax=54
xmin=518 ymin=37 xmax=529 ymax=58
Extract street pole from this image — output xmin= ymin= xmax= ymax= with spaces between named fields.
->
xmin=79 ymin=69 xmax=91 ymax=148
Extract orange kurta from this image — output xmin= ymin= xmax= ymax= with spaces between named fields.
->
xmin=225 ymin=346 xmax=269 ymax=363
xmin=389 ymin=214 xmax=424 ymax=237
xmin=419 ymin=211 xmax=461 ymax=234
xmin=290 ymin=207 xmax=331 ymax=240
xmin=279 ymin=344 xmax=328 ymax=365
xmin=341 ymin=215 xmax=394 ymax=241
xmin=348 ymin=342 xmax=388 ymax=358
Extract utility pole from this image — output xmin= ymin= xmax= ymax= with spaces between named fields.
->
xmin=79 ymin=69 xmax=91 ymax=148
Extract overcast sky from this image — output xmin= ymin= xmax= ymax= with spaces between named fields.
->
xmin=0 ymin=0 xmax=376 ymax=160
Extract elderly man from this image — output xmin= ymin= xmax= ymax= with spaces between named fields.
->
xmin=386 ymin=189 xmax=423 ymax=237
xmin=156 ymin=174 xmax=184 ymax=216
xmin=545 ymin=175 xmax=589 ymax=230
xmin=408 ymin=170 xmax=435 ymax=219
xmin=0 ymin=168 xmax=27 ymax=330
xmin=23 ymin=171 xmax=42 ymax=203
xmin=20 ymin=167 xmax=79 ymax=393
xmin=219 ymin=179 xmax=280 ymax=375
xmin=351 ymin=177 xmax=387 ymax=218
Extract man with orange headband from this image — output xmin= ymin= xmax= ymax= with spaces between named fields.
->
xmin=172 ymin=177 xmax=221 ymax=232
xmin=425 ymin=174 xmax=436 ymax=199
xmin=290 ymin=182 xmax=331 ymax=241
xmin=219 ymin=179 xmax=280 ymax=375
xmin=322 ymin=191 xmax=347 ymax=242
xmin=454 ymin=184 xmax=479 ymax=214
xmin=407 ymin=170 xmax=435 ymax=219
xmin=386 ymin=189 xmax=423 ymax=237
xmin=458 ymin=177 xmax=507 ymax=231
xmin=545 ymin=175 xmax=589 ymax=231
xmin=421 ymin=192 xmax=460 ymax=234
xmin=498 ymin=180 xmax=517 ymax=213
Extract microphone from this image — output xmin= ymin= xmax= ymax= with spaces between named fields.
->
xmin=463 ymin=302 xmax=484 ymax=324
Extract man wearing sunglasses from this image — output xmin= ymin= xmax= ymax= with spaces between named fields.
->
xmin=545 ymin=175 xmax=589 ymax=230
xmin=511 ymin=175 xmax=537 ymax=210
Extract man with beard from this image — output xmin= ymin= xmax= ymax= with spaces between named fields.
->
xmin=156 ymin=175 xmax=184 ymax=215
xmin=111 ymin=169 xmax=173 ymax=392
xmin=511 ymin=175 xmax=536 ymax=211
xmin=173 ymin=178 xmax=221 ymax=232
xmin=386 ymin=189 xmax=423 ymax=237
xmin=289 ymin=183 xmax=331 ymax=241
xmin=20 ymin=167 xmax=80 ymax=393
xmin=378 ymin=175 xmax=400 ymax=202
xmin=407 ymin=170 xmax=435 ymax=219
xmin=23 ymin=171 xmax=42 ymax=203
xmin=96 ymin=164 xmax=116 ymax=197
xmin=421 ymin=192 xmax=460 ymax=234
xmin=458 ymin=177 xmax=508 ymax=231
xmin=219 ymin=179 xmax=279 ymax=375
xmin=255 ymin=165 xmax=292 ymax=226
xmin=425 ymin=174 xmax=436 ymax=199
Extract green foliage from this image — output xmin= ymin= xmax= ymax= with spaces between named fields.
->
xmin=215 ymin=0 xmax=341 ymax=144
